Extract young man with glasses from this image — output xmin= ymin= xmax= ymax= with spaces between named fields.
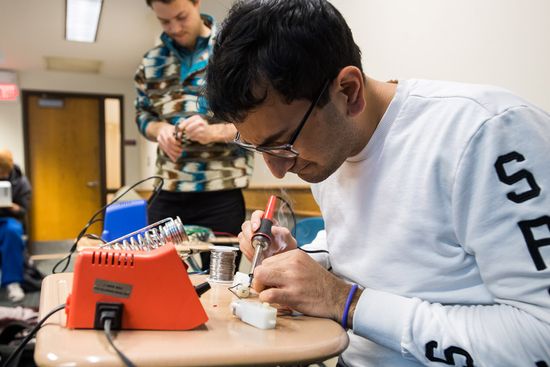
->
xmin=206 ymin=0 xmax=550 ymax=366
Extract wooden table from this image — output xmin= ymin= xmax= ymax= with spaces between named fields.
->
xmin=35 ymin=273 xmax=348 ymax=366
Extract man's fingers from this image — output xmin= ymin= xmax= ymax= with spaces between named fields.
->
xmin=164 ymin=145 xmax=183 ymax=162
xmin=184 ymin=119 xmax=204 ymax=132
xmin=253 ymin=265 xmax=287 ymax=288
xmin=157 ymin=129 xmax=183 ymax=162
xmin=250 ymin=210 xmax=264 ymax=231
xmin=238 ymin=231 xmax=254 ymax=259
xmin=180 ymin=115 xmax=206 ymax=136
xmin=241 ymin=211 xmax=264 ymax=237
xmin=271 ymin=226 xmax=297 ymax=250
xmin=260 ymin=247 xmax=298 ymax=266
xmin=240 ymin=220 xmax=254 ymax=239
xmin=258 ymin=287 xmax=295 ymax=307
xmin=158 ymin=134 xmax=180 ymax=149
xmin=177 ymin=115 xmax=195 ymax=130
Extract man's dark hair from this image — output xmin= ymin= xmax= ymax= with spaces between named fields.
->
xmin=206 ymin=0 xmax=362 ymax=123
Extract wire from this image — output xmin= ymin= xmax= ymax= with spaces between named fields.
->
xmin=275 ymin=195 xmax=297 ymax=237
xmin=299 ymin=248 xmax=329 ymax=254
xmin=103 ymin=319 xmax=136 ymax=367
xmin=275 ymin=195 xmax=328 ymax=254
xmin=52 ymin=176 xmax=164 ymax=274
xmin=146 ymin=176 xmax=164 ymax=209
xmin=213 ymin=231 xmax=237 ymax=237
xmin=3 ymin=304 xmax=136 ymax=367
xmin=2 ymin=303 xmax=66 ymax=367
xmin=228 ymin=283 xmax=243 ymax=298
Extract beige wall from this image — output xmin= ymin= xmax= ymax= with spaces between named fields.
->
xmin=0 ymin=100 xmax=25 ymax=166
xmin=332 ymin=0 xmax=550 ymax=113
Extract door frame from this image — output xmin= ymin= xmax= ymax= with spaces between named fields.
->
xmin=21 ymin=90 xmax=125 ymax=229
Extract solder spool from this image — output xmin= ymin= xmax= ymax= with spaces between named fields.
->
xmin=208 ymin=245 xmax=239 ymax=283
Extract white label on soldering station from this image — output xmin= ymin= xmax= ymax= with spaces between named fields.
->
xmin=93 ymin=279 xmax=133 ymax=298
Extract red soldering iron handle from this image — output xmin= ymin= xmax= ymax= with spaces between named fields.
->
xmin=253 ymin=195 xmax=278 ymax=244
xmin=262 ymin=195 xmax=278 ymax=221
xmin=249 ymin=195 xmax=279 ymax=278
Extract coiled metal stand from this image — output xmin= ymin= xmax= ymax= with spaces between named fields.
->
xmin=100 ymin=217 xmax=188 ymax=251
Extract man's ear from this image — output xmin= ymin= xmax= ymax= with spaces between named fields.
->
xmin=334 ymin=66 xmax=365 ymax=117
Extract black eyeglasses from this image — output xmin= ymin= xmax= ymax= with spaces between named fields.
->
xmin=233 ymin=80 xmax=330 ymax=159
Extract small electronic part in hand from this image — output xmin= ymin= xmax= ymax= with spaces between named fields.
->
xmin=173 ymin=125 xmax=187 ymax=144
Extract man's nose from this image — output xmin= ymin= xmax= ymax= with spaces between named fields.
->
xmin=167 ymin=21 xmax=182 ymax=34
xmin=263 ymin=154 xmax=295 ymax=179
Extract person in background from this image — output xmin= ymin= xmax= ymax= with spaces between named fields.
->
xmin=0 ymin=149 xmax=31 ymax=303
xmin=206 ymin=0 xmax=550 ymax=365
xmin=135 ymin=0 xmax=253 ymax=271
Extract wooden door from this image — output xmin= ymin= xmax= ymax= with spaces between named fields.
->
xmin=25 ymin=94 xmax=104 ymax=241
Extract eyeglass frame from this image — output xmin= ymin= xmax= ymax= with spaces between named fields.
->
xmin=233 ymin=79 xmax=330 ymax=159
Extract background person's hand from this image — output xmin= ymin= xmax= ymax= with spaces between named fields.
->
xmin=253 ymin=249 xmax=352 ymax=321
xmin=238 ymin=209 xmax=298 ymax=261
xmin=8 ymin=203 xmax=21 ymax=214
xmin=156 ymin=123 xmax=183 ymax=162
xmin=178 ymin=115 xmax=215 ymax=145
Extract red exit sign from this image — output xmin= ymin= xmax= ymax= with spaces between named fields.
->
xmin=0 ymin=83 xmax=19 ymax=101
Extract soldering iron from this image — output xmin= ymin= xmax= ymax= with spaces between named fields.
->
xmin=249 ymin=195 xmax=278 ymax=281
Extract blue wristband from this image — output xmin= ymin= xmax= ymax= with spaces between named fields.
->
xmin=341 ymin=283 xmax=358 ymax=329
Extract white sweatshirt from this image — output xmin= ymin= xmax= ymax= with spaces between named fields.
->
xmin=306 ymin=79 xmax=550 ymax=366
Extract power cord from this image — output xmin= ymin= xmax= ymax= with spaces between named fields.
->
xmin=52 ymin=176 xmax=164 ymax=274
xmin=103 ymin=319 xmax=135 ymax=367
xmin=97 ymin=283 xmax=207 ymax=367
xmin=1 ymin=303 xmax=66 ymax=367
xmin=299 ymin=248 xmax=329 ymax=254
xmin=275 ymin=195 xmax=297 ymax=235
xmin=147 ymin=176 xmax=164 ymax=209
xmin=94 ymin=303 xmax=135 ymax=367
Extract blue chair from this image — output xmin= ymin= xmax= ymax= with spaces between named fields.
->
xmin=101 ymin=199 xmax=148 ymax=242
xmin=294 ymin=217 xmax=325 ymax=247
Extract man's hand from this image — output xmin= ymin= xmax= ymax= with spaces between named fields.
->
xmin=8 ymin=203 xmax=21 ymax=214
xmin=156 ymin=123 xmax=183 ymax=162
xmin=253 ymin=249 xmax=353 ymax=322
xmin=179 ymin=115 xmax=237 ymax=144
xmin=238 ymin=210 xmax=298 ymax=261
xmin=178 ymin=115 xmax=215 ymax=145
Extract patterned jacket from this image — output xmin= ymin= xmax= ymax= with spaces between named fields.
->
xmin=134 ymin=15 xmax=253 ymax=192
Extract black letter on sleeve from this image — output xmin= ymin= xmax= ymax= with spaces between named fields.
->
xmin=495 ymin=151 xmax=541 ymax=203
xmin=518 ymin=216 xmax=550 ymax=271
xmin=425 ymin=340 xmax=474 ymax=367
